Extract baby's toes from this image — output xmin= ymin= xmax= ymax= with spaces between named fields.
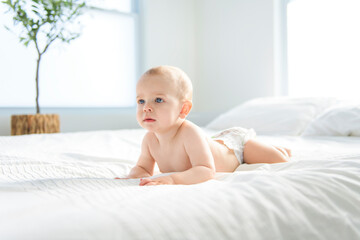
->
xmin=285 ymin=148 xmax=292 ymax=157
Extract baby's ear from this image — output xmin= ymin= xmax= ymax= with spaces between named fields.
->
xmin=180 ymin=100 xmax=192 ymax=119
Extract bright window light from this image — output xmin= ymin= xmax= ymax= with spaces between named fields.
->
xmin=0 ymin=1 xmax=138 ymax=108
xmin=287 ymin=0 xmax=360 ymax=98
xmin=88 ymin=0 xmax=133 ymax=13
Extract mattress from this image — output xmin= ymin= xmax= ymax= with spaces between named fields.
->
xmin=0 ymin=128 xmax=360 ymax=240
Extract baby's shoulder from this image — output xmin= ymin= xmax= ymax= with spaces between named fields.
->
xmin=142 ymin=131 xmax=157 ymax=144
xmin=180 ymin=120 xmax=204 ymax=138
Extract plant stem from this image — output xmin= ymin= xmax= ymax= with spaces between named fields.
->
xmin=35 ymin=53 xmax=41 ymax=114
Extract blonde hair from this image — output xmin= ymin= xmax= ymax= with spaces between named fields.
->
xmin=143 ymin=65 xmax=193 ymax=101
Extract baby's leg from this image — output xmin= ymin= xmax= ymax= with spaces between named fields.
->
xmin=243 ymin=139 xmax=290 ymax=164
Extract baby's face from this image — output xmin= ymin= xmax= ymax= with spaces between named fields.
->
xmin=136 ymin=74 xmax=184 ymax=133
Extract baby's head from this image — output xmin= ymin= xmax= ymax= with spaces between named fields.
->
xmin=140 ymin=65 xmax=193 ymax=102
xmin=136 ymin=66 xmax=193 ymax=131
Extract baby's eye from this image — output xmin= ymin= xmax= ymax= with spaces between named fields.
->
xmin=138 ymin=99 xmax=145 ymax=104
xmin=155 ymin=98 xmax=164 ymax=103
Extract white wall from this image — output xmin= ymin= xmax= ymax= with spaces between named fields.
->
xmin=0 ymin=0 xmax=280 ymax=135
xmin=193 ymin=0 xmax=276 ymax=113
xmin=140 ymin=0 xmax=197 ymax=79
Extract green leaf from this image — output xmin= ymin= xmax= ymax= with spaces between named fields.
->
xmin=3 ymin=0 xmax=87 ymax=58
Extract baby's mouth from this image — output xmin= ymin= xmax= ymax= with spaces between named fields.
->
xmin=144 ymin=118 xmax=156 ymax=122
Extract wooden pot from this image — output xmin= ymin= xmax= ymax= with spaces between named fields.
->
xmin=11 ymin=114 xmax=60 ymax=135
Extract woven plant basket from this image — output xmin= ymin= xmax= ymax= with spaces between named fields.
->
xmin=11 ymin=114 xmax=60 ymax=135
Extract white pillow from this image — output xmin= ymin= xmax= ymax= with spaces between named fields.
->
xmin=206 ymin=97 xmax=338 ymax=135
xmin=302 ymin=103 xmax=360 ymax=136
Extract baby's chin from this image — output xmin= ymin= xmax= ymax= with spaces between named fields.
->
xmin=140 ymin=123 xmax=158 ymax=132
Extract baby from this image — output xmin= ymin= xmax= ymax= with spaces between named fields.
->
xmin=124 ymin=65 xmax=290 ymax=186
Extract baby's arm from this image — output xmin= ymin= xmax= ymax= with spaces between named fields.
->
xmin=128 ymin=133 xmax=155 ymax=178
xmin=177 ymin=126 xmax=216 ymax=184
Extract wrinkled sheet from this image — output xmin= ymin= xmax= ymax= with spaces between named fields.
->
xmin=0 ymin=129 xmax=360 ymax=240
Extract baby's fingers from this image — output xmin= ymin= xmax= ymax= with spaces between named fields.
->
xmin=139 ymin=178 xmax=152 ymax=186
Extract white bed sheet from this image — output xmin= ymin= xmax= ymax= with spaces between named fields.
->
xmin=0 ymin=129 xmax=360 ymax=240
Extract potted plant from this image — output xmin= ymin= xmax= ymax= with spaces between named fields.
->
xmin=2 ymin=0 xmax=86 ymax=135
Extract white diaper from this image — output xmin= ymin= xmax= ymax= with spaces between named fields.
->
xmin=212 ymin=127 xmax=256 ymax=164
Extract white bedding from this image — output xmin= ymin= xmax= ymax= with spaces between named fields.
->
xmin=1 ymin=129 xmax=360 ymax=240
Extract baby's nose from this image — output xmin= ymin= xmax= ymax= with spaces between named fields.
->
xmin=143 ymin=105 xmax=153 ymax=112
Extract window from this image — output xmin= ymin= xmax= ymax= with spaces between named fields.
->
xmin=286 ymin=0 xmax=360 ymax=98
xmin=0 ymin=0 xmax=138 ymax=108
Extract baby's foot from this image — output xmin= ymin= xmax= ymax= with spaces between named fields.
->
xmin=283 ymin=147 xmax=292 ymax=157
xmin=274 ymin=146 xmax=292 ymax=159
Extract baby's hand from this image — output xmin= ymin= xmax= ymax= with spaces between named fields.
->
xmin=139 ymin=175 xmax=175 ymax=186
xmin=114 ymin=177 xmax=129 ymax=179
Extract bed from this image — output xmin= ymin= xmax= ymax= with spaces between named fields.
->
xmin=1 ymin=97 xmax=360 ymax=240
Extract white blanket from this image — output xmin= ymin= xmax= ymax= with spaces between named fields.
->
xmin=0 ymin=129 xmax=360 ymax=240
